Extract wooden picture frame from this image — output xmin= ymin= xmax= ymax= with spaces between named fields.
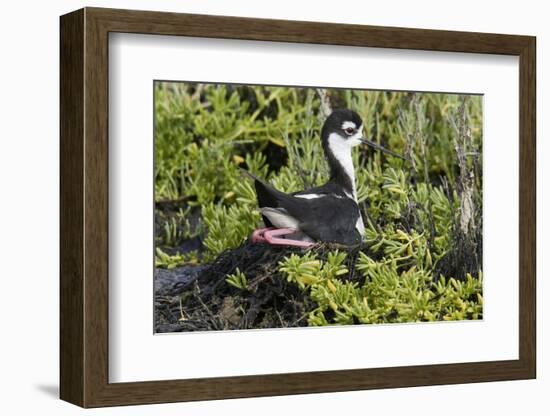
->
xmin=60 ymin=7 xmax=536 ymax=408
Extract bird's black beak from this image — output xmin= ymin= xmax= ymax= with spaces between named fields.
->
xmin=359 ymin=138 xmax=408 ymax=161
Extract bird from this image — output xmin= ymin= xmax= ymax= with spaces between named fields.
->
xmin=246 ymin=108 xmax=405 ymax=247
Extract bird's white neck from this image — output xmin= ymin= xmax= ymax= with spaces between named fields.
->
xmin=326 ymin=132 xmax=365 ymax=236
xmin=327 ymin=133 xmax=357 ymax=200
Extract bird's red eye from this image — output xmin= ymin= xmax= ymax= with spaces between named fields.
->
xmin=345 ymin=127 xmax=355 ymax=135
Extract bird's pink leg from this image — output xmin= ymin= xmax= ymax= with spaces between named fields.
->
xmin=251 ymin=227 xmax=273 ymax=243
xmin=263 ymin=228 xmax=316 ymax=248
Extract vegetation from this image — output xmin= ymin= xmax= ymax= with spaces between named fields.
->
xmin=154 ymin=82 xmax=483 ymax=330
xmin=279 ymin=250 xmax=482 ymax=325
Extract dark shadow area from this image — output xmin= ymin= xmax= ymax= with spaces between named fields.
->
xmin=35 ymin=384 xmax=59 ymax=399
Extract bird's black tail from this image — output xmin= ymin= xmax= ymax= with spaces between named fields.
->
xmin=240 ymin=169 xmax=278 ymax=227
xmin=239 ymin=168 xmax=263 ymax=184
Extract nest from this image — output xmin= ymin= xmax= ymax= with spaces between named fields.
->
xmin=154 ymin=242 xmax=369 ymax=333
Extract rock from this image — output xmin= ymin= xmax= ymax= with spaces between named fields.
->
xmin=154 ymin=265 xmax=205 ymax=297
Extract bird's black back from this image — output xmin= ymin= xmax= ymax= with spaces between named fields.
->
xmin=252 ymin=176 xmax=362 ymax=245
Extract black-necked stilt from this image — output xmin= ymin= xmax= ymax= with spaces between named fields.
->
xmin=247 ymin=108 xmax=405 ymax=247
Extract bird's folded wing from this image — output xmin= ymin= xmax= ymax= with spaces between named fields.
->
xmin=270 ymin=188 xmax=361 ymax=245
xmin=244 ymin=170 xmax=361 ymax=245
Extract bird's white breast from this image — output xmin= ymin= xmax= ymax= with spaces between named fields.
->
xmin=327 ymin=133 xmax=357 ymax=199
xmin=355 ymin=215 xmax=365 ymax=236
xmin=327 ymin=133 xmax=365 ymax=237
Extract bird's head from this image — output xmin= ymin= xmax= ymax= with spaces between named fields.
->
xmin=321 ymin=108 xmax=365 ymax=147
xmin=321 ymin=108 xmax=407 ymax=160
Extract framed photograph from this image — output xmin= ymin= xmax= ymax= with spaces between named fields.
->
xmin=60 ymin=7 xmax=536 ymax=407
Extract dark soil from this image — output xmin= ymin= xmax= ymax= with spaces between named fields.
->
xmin=155 ymin=243 xmax=314 ymax=332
